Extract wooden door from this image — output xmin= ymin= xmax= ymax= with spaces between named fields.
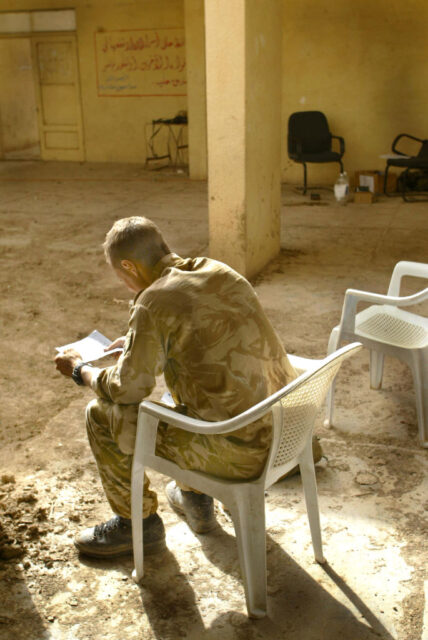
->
xmin=0 ymin=38 xmax=40 ymax=159
xmin=31 ymin=34 xmax=84 ymax=161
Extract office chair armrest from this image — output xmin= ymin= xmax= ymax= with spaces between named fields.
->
xmin=331 ymin=135 xmax=345 ymax=155
xmin=392 ymin=133 xmax=424 ymax=156
xmin=339 ymin=287 xmax=428 ymax=333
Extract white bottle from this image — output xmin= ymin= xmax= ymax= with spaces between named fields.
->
xmin=334 ymin=171 xmax=349 ymax=205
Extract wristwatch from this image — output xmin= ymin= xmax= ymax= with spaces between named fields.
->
xmin=71 ymin=361 xmax=92 ymax=386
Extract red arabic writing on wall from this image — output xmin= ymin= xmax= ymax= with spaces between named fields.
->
xmin=96 ymin=28 xmax=187 ymax=96
xmin=155 ymin=79 xmax=186 ymax=87
xmin=102 ymin=54 xmax=186 ymax=74
xmin=101 ymin=32 xmax=185 ymax=53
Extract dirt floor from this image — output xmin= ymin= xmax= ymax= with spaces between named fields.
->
xmin=0 ymin=161 xmax=426 ymax=640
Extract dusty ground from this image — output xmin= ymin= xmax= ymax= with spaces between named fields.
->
xmin=0 ymin=161 xmax=426 ymax=640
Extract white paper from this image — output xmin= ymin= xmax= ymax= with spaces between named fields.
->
xmin=161 ymin=391 xmax=175 ymax=407
xmin=359 ymin=175 xmax=375 ymax=193
xmin=56 ymin=330 xmax=122 ymax=363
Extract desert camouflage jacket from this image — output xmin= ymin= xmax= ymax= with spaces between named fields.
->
xmin=92 ymin=253 xmax=297 ymax=450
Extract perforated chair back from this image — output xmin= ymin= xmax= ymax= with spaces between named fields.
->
xmin=265 ymin=350 xmax=353 ymax=489
xmin=275 ymin=360 xmax=341 ymax=465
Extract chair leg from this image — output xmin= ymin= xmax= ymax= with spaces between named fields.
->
xmin=131 ymin=428 xmax=146 ymax=583
xmin=370 ymin=350 xmax=385 ymax=389
xmin=401 ymin=168 xmax=428 ymax=203
xmin=339 ymin=159 xmax=344 ymax=173
xmin=228 ymin=487 xmax=267 ymax=618
xmin=410 ymin=353 xmax=428 ymax=448
xmin=383 ymin=164 xmax=393 ymax=197
xmin=324 ymin=327 xmax=340 ymax=427
xmin=303 ymin=163 xmax=307 ymax=195
xmin=299 ymin=440 xmax=324 ymax=563
xmin=400 ymin=168 xmax=410 ymax=202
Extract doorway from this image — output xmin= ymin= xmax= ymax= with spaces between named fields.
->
xmin=0 ymin=38 xmax=40 ymax=159
xmin=0 ymin=30 xmax=85 ymax=162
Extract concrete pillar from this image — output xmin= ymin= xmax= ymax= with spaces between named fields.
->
xmin=205 ymin=0 xmax=282 ymax=278
xmin=184 ymin=0 xmax=207 ymax=180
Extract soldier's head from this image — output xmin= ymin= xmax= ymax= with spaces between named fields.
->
xmin=103 ymin=216 xmax=171 ymax=292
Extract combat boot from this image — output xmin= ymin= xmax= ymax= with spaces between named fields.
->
xmin=74 ymin=513 xmax=166 ymax=558
xmin=166 ymin=481 xmax=217 ymax=534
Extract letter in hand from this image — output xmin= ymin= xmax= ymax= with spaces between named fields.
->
xmin=55 ymin=348 xmax=82 ymax=377
xmin=104 ymin=336 xmax=126 ymax=360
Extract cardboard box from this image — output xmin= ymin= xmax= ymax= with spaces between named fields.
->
xmin=354 ymin=170 xmax=397 ymax=194
xmin=354 ymin=190 xmax=375 ymax=204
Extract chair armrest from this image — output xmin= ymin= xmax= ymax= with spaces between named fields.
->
xmin=340 ymin=287 xmax=428 ymax=333
xmin=392 ymin=133 xmax=423 ymax=156
xmin=387 ymin=260 xmax=428 ymax=296
xmin=138 ymin=399 xmax=273 ymax=436
xmin=288 ymin=354 xmax=322 ymax=375
xmin=139 ymin=343 xmax=363 ymax=436
xmin=331 ymin=134 xmax=345 ymax=155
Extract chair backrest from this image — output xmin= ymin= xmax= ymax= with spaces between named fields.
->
xmin=417 ymin=140 xmax=428 ymax=159
xmin=265 ymin=343 xmax=361 ymax=485
xmin=288 ymin=111 xmax=332 ymax=156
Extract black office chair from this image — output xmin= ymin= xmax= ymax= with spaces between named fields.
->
xmin=383 ymin=134 xmax=428 ymax=202
xmin=288 ymin=111 xmax=345 ymax=194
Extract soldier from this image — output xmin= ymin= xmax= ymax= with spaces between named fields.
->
xmin=55 ymin=216 xmax=299 ymax=557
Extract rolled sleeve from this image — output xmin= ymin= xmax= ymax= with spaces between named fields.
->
xmin=92 ymin=303 xmax=164 ymax=405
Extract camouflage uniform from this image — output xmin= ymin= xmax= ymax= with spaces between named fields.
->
xmin=86 ymin=254 xmax=297 ymax=519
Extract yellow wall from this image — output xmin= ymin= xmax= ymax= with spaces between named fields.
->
xmin=188 ymin=0 xmax=428 ymax=185
xmin=1 ymin=0 xmax=427 ymax=174
xmin=77 ymin=0 xmax=186 ymax=162
xmin=2 ymin=0 xmax=186 ymax=162
xmin=282 ymin=0 xmax=428 ymax=184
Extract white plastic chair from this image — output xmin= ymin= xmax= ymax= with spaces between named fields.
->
xmin=325 ymin=261 xmax=428 ymax=447
xmin=131 ymin=342 xmax=362 ymax=618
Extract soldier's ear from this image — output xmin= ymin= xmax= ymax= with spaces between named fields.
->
xmin=121 ymin=259 xmax=137 ymax=275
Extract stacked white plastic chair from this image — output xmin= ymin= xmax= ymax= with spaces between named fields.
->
xmin=131 ymin=342 xmax=362 ymax=618
xmin=325 ymin=261 xmax=428 ymax=447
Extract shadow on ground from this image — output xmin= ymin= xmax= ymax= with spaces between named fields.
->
xmin=0 ymin=559 xmax=51 ymax=640
xmin=78 ymin=526 xmax=392 ymax=640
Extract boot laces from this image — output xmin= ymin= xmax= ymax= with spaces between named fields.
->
xmin=93 ymin=517 xmax=128 ymax=538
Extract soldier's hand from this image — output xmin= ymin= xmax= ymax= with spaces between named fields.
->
xmin=55 ymin=348 xmax=82 ymax=377
xmin=104 ymin=336 xmax=126 ymax=360
xmin=105 ymin=336 xmax=126 ymax=352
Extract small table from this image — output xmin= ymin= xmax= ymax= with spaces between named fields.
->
xmin=145 ymin=118 xmax=188 ymax=168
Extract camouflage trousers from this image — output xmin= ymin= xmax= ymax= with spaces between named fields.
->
xmin=86 ymin=398 xmax=269 ymax=519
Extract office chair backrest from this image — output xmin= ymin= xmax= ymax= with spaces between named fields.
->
xmin=417 ymin=140 xmax=428 ymax=159
xmin=288 ymin=111 xmax=332 ymax=155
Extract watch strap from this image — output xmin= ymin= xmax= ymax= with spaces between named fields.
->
xmin=72 ymin=361 xmax=91 ymax=386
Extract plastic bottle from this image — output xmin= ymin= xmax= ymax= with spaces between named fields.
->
xmin=334 ymin=171 xmax=349 ymax=205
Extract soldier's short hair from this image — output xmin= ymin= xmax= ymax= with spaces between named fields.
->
xmin=103 ymin=217 xmax=171 ymax=268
